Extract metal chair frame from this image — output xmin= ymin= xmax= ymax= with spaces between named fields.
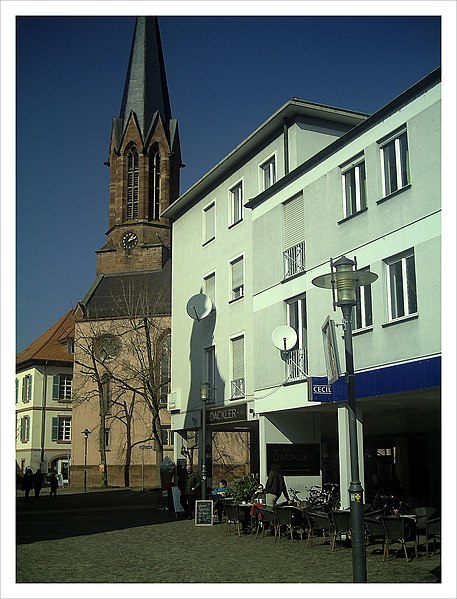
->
xmin=329 ymin=510 xmax=351 ymax=551
xmin=255 ymin=506 xmax=276 ymax=538
xmin=305 ymin=510 xmax=332 ymax=547
xmin=274 ymin=506 xmax=304 ymax=542
xmin=381 ymin=516 xmax=418 ymax=562
xmin=223 ymin=503 xmax=242 ymax=536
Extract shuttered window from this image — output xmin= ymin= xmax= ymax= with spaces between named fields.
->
xmin=230 ymin=256 xmax=244 ymax=300
xmin=22 ymin=374 xmax=32 ymax=403
xmin=232 ymin=336 xmax=245 ymax=380
xmin=20 ymin=416 xmax=30 ymax=442
xmin=204 ymin=273 xmax=215 ymax=307
xmin=283 ymin=195 xmax=305 ymax=250
xmin=204 ymin=202 xmax=215 ymax=243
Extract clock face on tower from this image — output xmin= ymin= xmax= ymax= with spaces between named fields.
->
xmin=122 ymin=231 xmax=138 ymax=252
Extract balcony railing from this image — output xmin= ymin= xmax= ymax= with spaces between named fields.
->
xmin=231 ymin=377 xmax=245 ymax=399
xmin=286 ymin=348 xmax=308 ymax=381
xmin=283 ymin=241 xmax=306 ymax=279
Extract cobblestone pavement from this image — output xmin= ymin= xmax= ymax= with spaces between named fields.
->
xmin=13 ymin=487 xmax=448 ymax=593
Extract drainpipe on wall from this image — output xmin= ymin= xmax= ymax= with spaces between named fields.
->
xmin=283 ymin=118 xmax=289 ymax=175
xmin=40 ymin=361 xmax=48 ymax=467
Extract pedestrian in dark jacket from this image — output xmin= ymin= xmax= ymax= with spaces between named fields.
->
xmin=32 ymin=468 xmax=44 ymax=500
xmin=265 ymin=463 xmax=290 ymax=507
xmin=181 ymin=465 xmax=201 ymax=519
xmin=21 ymin=467 xmax=34 ymax=499
xmin=49 ymin=472 xmax=59 ymax=498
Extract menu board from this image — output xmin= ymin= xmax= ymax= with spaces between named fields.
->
xmin=195 ymin=500 xmax=214 ymax=526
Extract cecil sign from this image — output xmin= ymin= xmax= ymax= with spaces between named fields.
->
xmin=309 ymin=376 xmax=348 ymax=403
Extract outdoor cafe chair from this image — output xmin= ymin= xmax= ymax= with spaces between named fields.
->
xmin=413 ymin=506 xmax=437 ymax=546
xmin=425 ymin=516 xmax=441 ymax=557
xmin=274 ymin=506 xmax=304 ymax=542
xmin=364 ymin=514 xmax=385 ymax=548
xmin=329 ymin=510 xmax=351 ymax=551
xmin=381 ymin=515 xmax=418 ymax=562
xmin=255 ymin=506 xmax=276 ymax=538
xmin=305 ymin=510 xmax=332 ymax=547
xmin=223 ymin=503 xmax=242 ymax=536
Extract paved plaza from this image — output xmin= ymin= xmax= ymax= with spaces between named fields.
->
xmin=13 ymin=487 xmax=447 ymax=593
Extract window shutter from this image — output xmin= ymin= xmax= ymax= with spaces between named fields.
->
xmin=284 ymin=195 xmax=305 ymax=249
xmin=205 ymin=203 xmax=215 ymax=241
xmin=204 ymin=274 xmax=215 ymax=305
xmin=27 ymin=375 xmax=32 ymax=402
xmin=52 ymin=375 xmax=60 ymax=401
xmin=20 ymin=417 xmax=24 ymax=442
xmin=231 ymin=258 xmax=243 ymax=289
xmin=16 ymin=379 xmax=18 ymax=403
xmin=51 ymin=417 xmax=59 ymax=441
xmin=232 ymin=336 xmax=245 ymax=380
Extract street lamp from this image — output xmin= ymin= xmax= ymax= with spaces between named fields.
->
xmin=312 ymin=256 xmax=377 ymax=583
xmin=200 ymin=382 xmax=210 ymax=499
xmin=82 ymin=428 xmax=91 ymax=493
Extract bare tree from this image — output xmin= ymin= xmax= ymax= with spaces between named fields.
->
xmin=73 ymin=278 xmax=171 ymax=487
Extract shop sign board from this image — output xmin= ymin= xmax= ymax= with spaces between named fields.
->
xmin=206 ymin=402 xmax=247 ymax=424
xmin=266 ymin=443 xmax=320 ymax=476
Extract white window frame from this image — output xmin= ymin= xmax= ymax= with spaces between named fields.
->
xmin=384 ymin=249 xmax=418 ymax=321
xmin=286 ymin=295 xmax=308 ymax=381
xmin=59 ymin=374 xmax=73 ymax=401
xmin=20 ymin=415 xmax=30 ymax=443
xmin=229 ymin=181 xmax=243 ymax=226
xmin=229 ymin=254 xmax=244 ymax=301
xmin=230 ymin=333 xmax=245 ymax=399
xmin=203 ymin=201 xmax=216 ymax=245
xmin=260 ymin=155 xmax=276 ymax=191
xmin=341 ymin=155 xmax=367 ymax=218
xmin=203 ymin=271 xmax=216 ymax=309
xmin=22 ymin=374 xmax=32 ymax=403
xmin=161 ymin=428 xmax=174 ymax=447
xmin=59 ymin=416 xmax=72 ymax=442
xmin=379 ymin=127 xmax=410 ymax=197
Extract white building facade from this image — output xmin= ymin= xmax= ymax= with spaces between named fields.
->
xmin=164 ymin=68 xmax=441 ymax=508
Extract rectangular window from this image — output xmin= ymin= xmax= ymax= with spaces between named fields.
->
xmin=105 ymin=428 xmax=110 ymax=450
xmin=51 ymin=416 xmax=71 ymax=442
xmin=261 ymin=156 xmax=276 ymax=190
xmin=160 ymin=335 xmax=171 ymax=406
xmin=385 ymin=249 xmax=417 ymax=320
xmin=231 ymin=335 xmax=245 ymax=399
xmin=342 ymin=157 xmax=366 ymax=218
xmin=53 ymin=374 xmax=73 ymax=402
xmin=16 ymin=379 xmax=18 ymax=404
xmin=353 ymin=267 xmax=373 ymax=330
xmin=161 ymin=428 xmax=174 ymax=447
xmin=230 ymin=182 xmax=243 ymax=226
xmin=230 ymin=256 xmax=244 ymax=300
xmin=20 ymin=416 xmax=30 ymax=443
xmin=283 ymin=195 xmax=305 ymax=278
xmin=22 ymin=374 xmax=32 ymax=403
xmin=380 ymin=129 xmax=410 ymax=197
xmin=203 ymin=202 xmax=215 ymax=244
xmin=204 ymin=345 xmax=216 ymax=402
xmin=203 ymin=272 xmax=215 ymax=308
xmin=286 ymin=295 xmax=308 ymax=381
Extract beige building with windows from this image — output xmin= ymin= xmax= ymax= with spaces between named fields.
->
xmin=16 ymin=310 xmax=75 ymax=485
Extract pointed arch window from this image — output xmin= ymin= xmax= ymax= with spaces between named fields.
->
xmin=149 ymin=149 xmax=161 ymax=221
xmin=127 ymin=147 xmax=139 ymax=219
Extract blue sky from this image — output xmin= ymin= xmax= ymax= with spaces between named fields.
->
xmin=4 ymin=5 xmax=449 ymax=352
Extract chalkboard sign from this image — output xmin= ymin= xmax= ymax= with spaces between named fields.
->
xmin=195 ymin=500 xmax=214 ymax=526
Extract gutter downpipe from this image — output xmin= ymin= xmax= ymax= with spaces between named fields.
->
xmin=283 ymin=118 xmax=289 ymax=175
xmin=40 ymin=361 xmax=48 ymax=467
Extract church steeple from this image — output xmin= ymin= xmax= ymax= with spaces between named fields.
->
xmin=118 ymin=16 xmax=172 ymax=142
xmin=96 ymin=16 xmax=181 ymax=277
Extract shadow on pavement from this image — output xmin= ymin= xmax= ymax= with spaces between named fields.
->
xmin=16 ymin=488 xmax=181 ymax=545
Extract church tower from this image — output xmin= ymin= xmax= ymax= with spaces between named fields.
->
xmin=96 ymin=16 xmax=181 ymax=276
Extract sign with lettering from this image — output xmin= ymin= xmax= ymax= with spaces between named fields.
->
xmin=309 ymin=376 xmax=348 ymax=402
xmin=195 ymin=500 xmax=214 ymax=526
xmin=206 ymin=403 xmax=247 ymax=425
xmin=266 ymin=443 xmax=320 ymax=476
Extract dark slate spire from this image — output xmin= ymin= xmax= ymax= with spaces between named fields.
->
xmin=119 ymin=16 xmax=172 ymax=140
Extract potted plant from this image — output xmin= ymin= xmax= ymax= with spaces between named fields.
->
xmin=232 ymin=475 xmax=259 ymax=503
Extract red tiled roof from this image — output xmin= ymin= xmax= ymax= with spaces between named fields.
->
xmin=16 ymin=310 xmax=75 ymax=369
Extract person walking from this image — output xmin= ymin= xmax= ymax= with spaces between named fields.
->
xmin=182 ymin=464 xmax=201 ymax=519
xmin=265 ymin=463 xmax=290 ymax=507
xmin=49 ymin=471 xmax=59 ymax=498
xmin=21 ymin=467 xmax=34 ymax=499
xmin=32 ymin=468 xmax=44 ymax=500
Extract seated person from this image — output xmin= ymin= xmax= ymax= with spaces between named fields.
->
xmin=211 ymin=479 xmax=231 ymax=522
xmin=251 ymin=483 xmax=266 ymax=504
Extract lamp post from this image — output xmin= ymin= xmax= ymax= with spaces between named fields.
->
xmin=200 ymin=382 xmax=210 ymax=499
xmin=312 ymin=256 xmax=377 ymax=583
xmin=82 ymin=428 xmax=91 ymax=493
